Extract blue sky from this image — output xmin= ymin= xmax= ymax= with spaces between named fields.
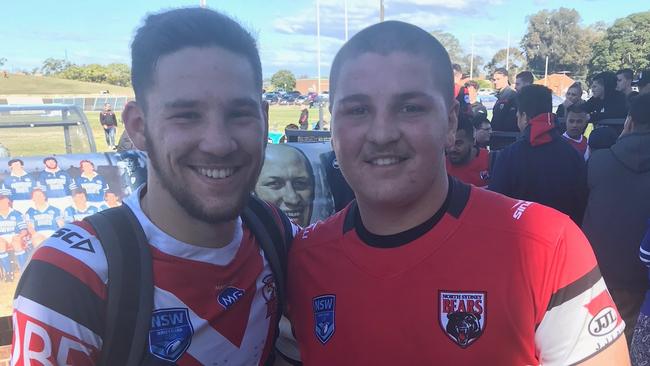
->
xmin=2 ymin=0 xmax=648 ymax=78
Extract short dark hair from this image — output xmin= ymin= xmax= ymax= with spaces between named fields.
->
xmin=452 ymin=63 xmax=462 ymax=74
xmin=131 ymin=8 xmax=262 ymax=111
xmin=43 ymin=157 xmax=57 ymax=164
xmin=630 ymin=93 xmax=650 ymax=126
xmin=568 ymin=81 xmax=583 ymax=94
xmin=472 ymin=114 xmax=490 ymax=129
xmin=616 ymin=68 xmax=634 ymax=81
xmin=72 ymin=188 xmax=88 ymax=197
xmin=8 ymin=158 xmax=23 ymax=167
xmin=456 ymin=113 xmax=474 ymax=138
xmin=566 ymin=102 xmax=589 ymax=115
xmin=329 ymin=21 xmax=453 ymax=106
xmin=493 ymin=68 xmax=508 ymax=78
xmin=516 ymin=71 xmax=534 ymax=85
xmin=465 ymin=80 xmax=479 ymax=90
xmin=517 ymin=84 xmax=552 ymax=119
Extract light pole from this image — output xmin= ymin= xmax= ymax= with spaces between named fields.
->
xmin=316 ymin=0 xmax=321 ymax=95
xmin=344 ymin=0 xmax=349 ymax=41
xmin=380 ymin=0 xmax=384 ymax=22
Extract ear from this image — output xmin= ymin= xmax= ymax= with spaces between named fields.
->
xmin=445 ymin=100 xmax=459 ymax=149
xmin=122 ymin=101 xmax=147 ymax=151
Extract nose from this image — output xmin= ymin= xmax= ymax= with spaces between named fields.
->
xmin=281 ymin=182 xmax=302 ymax=206
xmin=198 ymin=115 xmax=238 ymax=157
xmin=365 ymin=110 xmax=400 ymax=146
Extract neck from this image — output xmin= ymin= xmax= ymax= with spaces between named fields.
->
xmin=140 ymin=175 xmax=237 ymax=248
xmin=81 ymin=171 xmax=95 ymax=178
xmin=35 ymin=202 xmax=48 ymax=210
xmin=356 ymin=169 xmax=449 ymax=236
xmin=46 ymin=167 xmax=59 ymax=173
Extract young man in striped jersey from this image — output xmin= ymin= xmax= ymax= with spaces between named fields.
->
xmin=12 ymin=8 xmax=295 ymax=366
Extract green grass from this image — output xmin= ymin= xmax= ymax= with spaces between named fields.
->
xmin=0 ymin=74 xmax=134 ymax=96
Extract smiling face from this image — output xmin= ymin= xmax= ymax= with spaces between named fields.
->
xmin=331 ymin=51 xmax=456 ymax=209
xmin=255 ymin=145 xmax=314 ymax=226
xmin=140 ymin=46 xmax=266 ymax=223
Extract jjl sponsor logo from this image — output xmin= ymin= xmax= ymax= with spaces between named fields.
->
xmin=218 ymin=287 xmax=245 ymax=309
xmin=589 ymin=307 xmax=618 ymax=336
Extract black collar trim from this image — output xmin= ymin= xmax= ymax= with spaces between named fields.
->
xmin=343 ymin=177 xmax=470 ymax=248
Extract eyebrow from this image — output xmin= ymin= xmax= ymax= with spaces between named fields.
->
xmin=337 ymin=91 xmax=435 ymax=105
xmin=164 ymin=99 xmax=203 ymax=109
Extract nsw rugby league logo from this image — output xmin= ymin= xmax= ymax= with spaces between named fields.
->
xmin=439 ymin=291 xmax=486 ymax=348
xmin=313 ymin=294 xmax=336 ymax=344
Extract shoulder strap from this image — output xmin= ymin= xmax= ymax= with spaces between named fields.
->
xmin=242 ymin=196 xmax=293 ymax=314
xmin=85 ymin=205 xmax=153 ymax=366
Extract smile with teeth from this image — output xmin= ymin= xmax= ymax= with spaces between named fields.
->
xmin=196 ymin=167 xmax=236 ymax=179
xmin=369 ymin=157 xmax=403 ymax=166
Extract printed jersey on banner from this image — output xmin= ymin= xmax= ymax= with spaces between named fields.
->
xmin=63 ymin=205 xmax=99 ymax=223
xmin=74 ymin=174 xmax=109 ymax=202
xmin=3 ymin=174 xmax=36 ymax=201
xmin=38 ymin=170 xmax=77 ymax=198
xmin=0 ymin=210 xmax=26 ymax=237
xmin=25 ymin=206 xmax=63 ymax=232
xmin=11 ymin=187 xmax=285 ymax=366
xmin=288 ymin=178 xmax=624 ymax=366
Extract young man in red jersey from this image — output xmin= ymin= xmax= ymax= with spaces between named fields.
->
xmin=563 ymin=103 xmax=590 ymax=159
xmin=446 ymin=115 xmax=490 ymax=187
xmin=287 ymin=20 xmax=629 ymax=365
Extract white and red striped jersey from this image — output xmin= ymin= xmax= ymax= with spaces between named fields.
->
xmin=12 ymin=187 xmax=287 ymax=366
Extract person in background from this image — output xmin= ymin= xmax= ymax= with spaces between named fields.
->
xmin=99 ymin=190 xmax=122 ymax=211
xmin=582 ymin=92 xmax=650 ymax=345
xmin=637 ymin=70 xmax=650 ymax=96
xmin=562 ymin=103 xmax=590 ymax=159
xmin=464 ymin=80 xmax=487 ymax=118
xmin=74 ymin=159 xmax=109 ymax=208
xmin=38 ymin=156 xmax=75 ymax=211
xmin=584 ymin=71 xmax=628 ymax=124
xmin=586 ymin=126 xmax=618 ymax=159
xmin=489 ymin=85 xmax=587 ymax=225
xmin=0 ymin=190 xmax=27 ymax=282
xmin=298 ymin=107 xmax=309 ymax=130
xmin=100 ymin=103 xmax=119 ymax=150
xmin=556 ymin=82 xmax=583 ymax=118
xmin=616 ymin=68 xmax=638 ymax=99
xmin=491 ymin=68 xmax=518 ymax=132
xmin=446 ymin=114 xmax=490 ymax=187
xmin=24 ymin=187 xmax=64 ymax=247
xmin=3 ymin=159 xmax=35 ymax=214
xmin=631 ymin=223 xmax=650 ymax=365
xmin=255 ymin=144 xmax=314 ymax=227
xmin=63 ymin=188 xmax=99 ymax=223
xmin=473 ymin=114 xmax=492 ymax=149
xmin=514 ymin=71 xmax=534 ymax=91
xmin=452 ymin=63 xmax=463 ymax=97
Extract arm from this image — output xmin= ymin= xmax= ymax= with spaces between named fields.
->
xmin=575 ymin=336 xmax=630 ymax=366
xmin=487 ymin=148 xmax=511 ymax=195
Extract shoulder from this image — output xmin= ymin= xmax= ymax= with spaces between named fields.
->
xmin=466 ymin=188 xmax=574 ymax=248
xmin=291 ymin=205 xmax=349 ymax=254
xmin=30 ymin=221 xmax=108 ymax=285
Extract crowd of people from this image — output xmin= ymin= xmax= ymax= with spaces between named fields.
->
xmin=7 ymin=6 xmax=650 ymax=366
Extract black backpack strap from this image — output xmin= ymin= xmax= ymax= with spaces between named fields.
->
xmin=85 ymin=205 xmax=153 ymax=366
xmin=242 ymin=197 xmax=293 ymax=313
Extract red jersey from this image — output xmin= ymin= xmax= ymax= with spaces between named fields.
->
xmin=446 ymin=148 xmax=490 ymax=187
xmin=288 ymin=179 xmax=624 ymax=365
xmin=12 ymin=187 xmax=283 ymax=365
xmin=563 ymin=132 xmax=588 ymax=158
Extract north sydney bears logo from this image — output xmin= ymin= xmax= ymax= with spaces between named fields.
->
xmin=439 ymin=291 xmax=486 ymax=348
xmin=313 ymin=294 xmax=336 ymax=344
xmin=149 ymin=308 xmax=194 ymax=362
